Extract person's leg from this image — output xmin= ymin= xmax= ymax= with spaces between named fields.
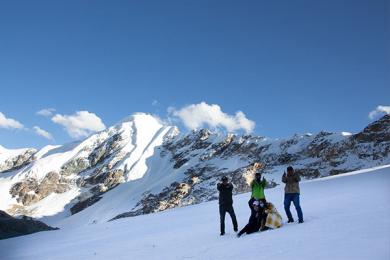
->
xmin=246 ymin=225 xmax=257 ymax=234
xmin=219 ymin=206 xmax=227 ymax=235
xmin=292 ymin=193 xmax=303 ymax=222
xmin=284 ymin=194 xmax=294 ymax=222
xmin=238 ymin=224 xmax=250 ymax=237
xmin=260 ymin=213 xmax=268 ymax=231
xmin=248 ymin=197 xmax=255 ymax=213
xmin=258 ymin=199 xmax=266 ymax=215
xmin=227 ymin=205 xmax=238 ymax=231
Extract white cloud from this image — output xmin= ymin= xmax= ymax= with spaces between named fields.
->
xmin=0 ymin=112 xmax=24 ymax=129
xmin=36 ymin=108 xmax=56 ymax=117
xmin=33 ymin=126 xmax=54 ymax=141
xmin=368 ymin=105 xmax=390 ymax=119
xmin=51 ymin=111 xmax=106 ymax=139
xmin=169 ymin=102 xmax=255 ymax=134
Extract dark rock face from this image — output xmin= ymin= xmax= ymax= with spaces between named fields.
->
xmin=163 ymin=129 xmax=213 ymax=169
xmin=88 ymin=133 xmax=122 ymax=167
xmin=111 ymin=182 xmax=191 ymax=220
xmin=10 ymin=172 xmax=71 ymax=206
xmin=70 ymin=196 xmax=103 ymax=215
xmin=60 ymin=157 xmax=90 ymax=176
xmin=0 ymin=148 xmax=36 ymax=173
xmin=0 ymin=210 xmax=58 ymax=240
xmin=83 ymin=169 xmax=124 ymax=190
xmin=353 ymin=115 xmax=390 ymax=143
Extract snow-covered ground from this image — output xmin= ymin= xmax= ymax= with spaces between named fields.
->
xmin=1 ymin=165 xmax=389 ymax=260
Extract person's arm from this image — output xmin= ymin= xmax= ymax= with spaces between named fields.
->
xmin=284 ymin=172 xmax=295 ymax=183
xmin=217 ymin=183 xmax=222 ymax=191
xmin=227 ymin=183 xmax=233 ymax=191
xmin=294 ymin=172 xmax=301 ymax=182
xmin=282 ymin=172 xmax=287 ymax=183
xmin=261 ymin=177 xmax=267 ymax=187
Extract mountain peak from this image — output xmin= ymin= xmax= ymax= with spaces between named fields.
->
xmin=117 ymin=113 xmax=165 ymax=126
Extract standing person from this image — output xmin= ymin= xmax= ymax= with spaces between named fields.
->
xmin=217 ymin=176 xmax=238 ymax=236
xmin=237 ymin=201 xmax=264 ymax=237
xmin=282 ymin=166 xmax=304 ymax=223
xmin=248 ymin=171 xmax=267 ymax=213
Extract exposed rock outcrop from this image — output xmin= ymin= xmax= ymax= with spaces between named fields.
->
xmin=10 ymin=171 xmax=71 ymax=206
xmin=70 ymin=196 xmax=103 ymax=215
xmin=70 ymin=169 xmax=125 ymax=215
xmin=0 ymin=148 xmax=36 ymax=173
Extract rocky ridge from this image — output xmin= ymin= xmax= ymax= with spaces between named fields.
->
xmin=0 ymin=114 xmax=389 ymax=224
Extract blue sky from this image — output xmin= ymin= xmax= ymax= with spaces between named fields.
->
xmin=0 ymin=0 xmax=389 ymax=149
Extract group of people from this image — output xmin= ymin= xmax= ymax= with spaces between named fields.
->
xmin=217 ymin=166 xmax=304 ymax=237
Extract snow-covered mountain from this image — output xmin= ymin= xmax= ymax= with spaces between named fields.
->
xmin=1 ymin=165 xmax=389 ymax=259
xmin=0 ymin=145 xmax=36 ymax=173
xmin=0 ymin=113 xmax=389 ymax=227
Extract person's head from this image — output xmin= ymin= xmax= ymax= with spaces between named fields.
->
xmin=221 ymin=176 xmax=228 ymax=183
xmin=287 ymin=166 xmax=294 ymax=174
xmin=255 ymin=171 xmax=262 ymax=180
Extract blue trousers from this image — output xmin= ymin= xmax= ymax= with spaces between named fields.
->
xmin=284 ymin=193 xmax=303 ymax=222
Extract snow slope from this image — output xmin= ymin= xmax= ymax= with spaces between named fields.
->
xmin=1 ymin=165 xmax=389 ymax=260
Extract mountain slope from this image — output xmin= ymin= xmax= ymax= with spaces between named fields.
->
xmin=0 ymin=113 xmax=176 ymax=220
xmin=0 ymin=145 xmax=36 ymax=173
xmin=0 ymin=114 xmax=389 ymax=227
xmin=1 ymin=165 xmax=389 ymax=259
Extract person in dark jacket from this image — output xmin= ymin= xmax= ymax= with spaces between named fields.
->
xmin=237 ymin=200 xmax=265 ymax=237
xmin=282 ymin=166 xmax=304 ymax=223
xmin=217 ymin=176 xmax=238 ymax=236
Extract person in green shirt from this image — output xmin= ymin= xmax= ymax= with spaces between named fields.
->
xmin=248 ymin=171 xmax=267 ymax=214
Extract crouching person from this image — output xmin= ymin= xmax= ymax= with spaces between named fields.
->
xmin=237 ymin=200 xmax=265 ymax=237
xmin=261 ymin=202 xmax=283 ymax=231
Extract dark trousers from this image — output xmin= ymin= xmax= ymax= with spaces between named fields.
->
xmin=284 ymin=193 xmax=303 ymax=222
xmin=238 ymin=223 xmax=259 ymax=235
xmin=219 ymin=204 xmax=238 ymax=233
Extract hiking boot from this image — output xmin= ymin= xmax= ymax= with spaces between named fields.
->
xmin=260 ymin=226 xmax=269 ymax=232
xmin=234 ymin=227 xmax=238 ymax=232
xmin=287 ymin=219 xmax=294 ymax=223
xmin=299 ymin=220 xmax=304 ymax=224
xmin=220 ymin=232 xmax=225 ymax=236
